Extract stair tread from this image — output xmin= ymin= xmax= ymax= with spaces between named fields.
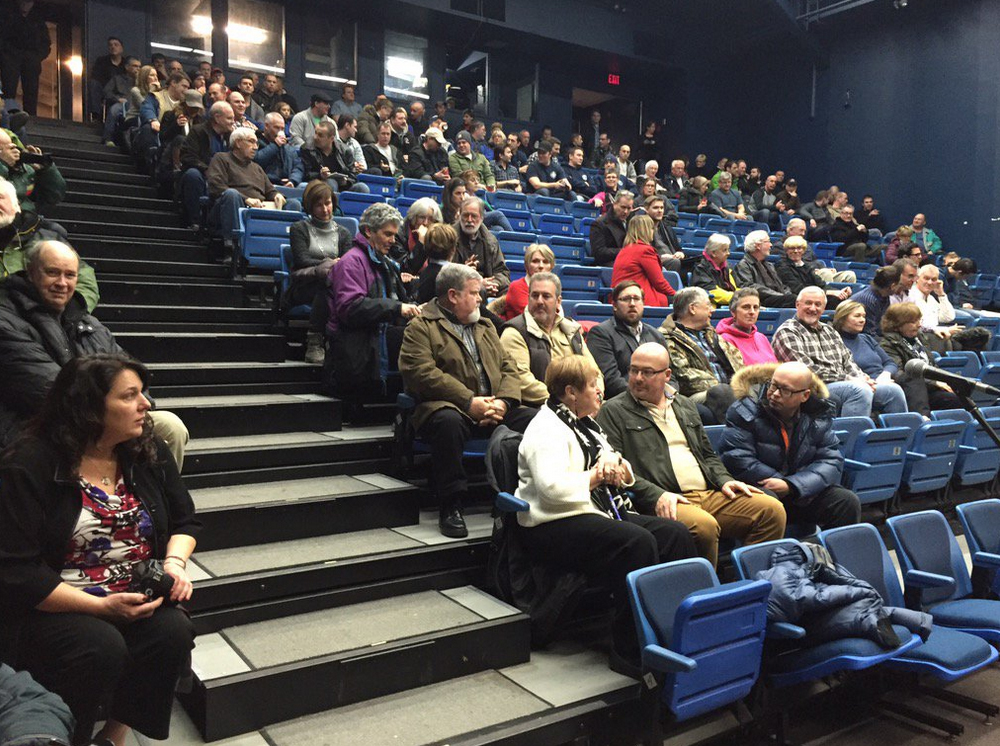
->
xmin=116 ymin=332 xmax=282 ymax=339
xmin=147 ymin=360 xmax=313 ymax=370
xmin=158 ymin=393 xmax=332 ymax=407
xmin=195 ymin=586 xmax=517 ymax=673
xmin=190 ymin=472 xmax=411 ymax=511
xmin=186 ymin=425 xmax=391 ymax=452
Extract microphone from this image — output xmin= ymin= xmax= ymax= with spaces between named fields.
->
xmin=904 ymin=359 xmax=1000 ymax=398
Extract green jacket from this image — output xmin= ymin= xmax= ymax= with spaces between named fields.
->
xmin=398 ymin=298 xmax=521 ymax=431
xmin=448 ymin=150 xmax=496 ymax=188
xmin=0 ymin=212 xmax=100 ymax=312
xmin=0 ymin=160 xmax=67 ymax=214
xmin=596 ymin=390 xmax=734 ymax=513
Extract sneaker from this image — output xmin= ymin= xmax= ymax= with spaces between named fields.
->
xmin=304 ymin=332 xmax=325 ymax=365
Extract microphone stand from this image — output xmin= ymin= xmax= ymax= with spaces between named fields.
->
xmin=953 ymin=390 xmax=1000 ymax=452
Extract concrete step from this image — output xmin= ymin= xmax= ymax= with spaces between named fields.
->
xmin=83 ymin=256 xmax=228 ymax=279
xmin=188 ymin=472 xmax=418 ymax=550
xmin=54 ymin=154 xmax=136 ymax=173
xmin=147 ymin=359 xmax=320 ymax=386
xmin=34 ymin=140 xmax=134 ymax=164
xmin=158 ymin=392 xmax=340 ymax=437
xmin=59 ymin=165 xmax=148 ymax=185
xmin=95 ymin=304 xmax=271 ymax=325
xmin=54 ymin=217 xmax=195 ymax=241
xmin=115 ymin=331 xmax=287 ymax=363
xmin=75 ymin=238 xmax=210 ymax=263
xmin=47 ymin=202 xmax=182 ymax=228
xmin=98 ymin=279 xmax=243 ymax=306
xmin=64 ymin=189 xmax=175 ymax=211
xmin=64 ymin=178 xmax=159 ymax=199
xmin=181 ymin=457 xmax=397 ymax=490
xmin=182 ymin=585 xmax=529 ymax=740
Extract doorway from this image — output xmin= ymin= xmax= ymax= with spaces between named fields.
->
xmin=572 ymin=87 xmax=640 ymax=157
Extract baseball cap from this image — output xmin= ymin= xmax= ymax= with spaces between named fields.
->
xmin=311 ymin=92 xmax=332 ymax=105
xmin=424 ymin=127 xmax=447 ymax=145
xmin=183 ymin=90 xmax=205 ymax=110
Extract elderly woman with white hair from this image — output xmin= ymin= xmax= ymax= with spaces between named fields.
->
xmin=690 ymin=232 xmax=738 ymax=307
xmin=327 ymin=202 xmax=421 ymax=401
xmin=391 ymin=196 xmax=443 ymax=274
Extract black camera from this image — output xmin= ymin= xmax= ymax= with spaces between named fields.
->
xmin=20 ymin=150 xmax=53 ymax=167
xmin=129 ymin=560 xmax=175 ymax=601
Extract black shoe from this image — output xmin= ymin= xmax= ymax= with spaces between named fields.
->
xmin=439 ymin=504 xmax=468 ymax=538
xmin=8 ymin=111 xmax=29 ymax=132
xmin=608 ymin=648 xmax=643 ymax=679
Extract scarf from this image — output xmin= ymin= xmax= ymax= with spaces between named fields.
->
xmin=546 ymin=399 xmax=633 ymax=519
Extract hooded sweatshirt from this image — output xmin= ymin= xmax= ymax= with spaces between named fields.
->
xmin=715 ymin=316 xmax=777 ymax=366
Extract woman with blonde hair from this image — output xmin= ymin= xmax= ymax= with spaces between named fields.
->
xmin=492 ymin=243 xmax=556 ymax=321
xmin=610 ymin=215 xmax=676 ymax=306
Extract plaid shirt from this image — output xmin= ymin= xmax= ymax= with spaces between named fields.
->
xmin=772 ymin=317 xmax=865 ymax=383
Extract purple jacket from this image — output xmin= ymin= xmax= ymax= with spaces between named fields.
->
xmin=327 ymin=235 xmax=405 ymax=336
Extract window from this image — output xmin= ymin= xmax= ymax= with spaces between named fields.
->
xmin=303 ymin=19 xmax=357 ymax=87
xmin=383 ymin=31 xmax=429 ymax=101
xmin=149 ymin=0 xmax=213 ymax=64
xmin=227 ymin=0 xmax=285 ymax=75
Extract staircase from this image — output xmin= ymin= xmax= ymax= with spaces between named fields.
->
xmin=31 ymin=117 xmax=649 ymax=746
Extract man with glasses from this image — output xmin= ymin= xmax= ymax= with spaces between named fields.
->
xmin=776 ymin=236 xmax=852 ymax=307
xmin=721 ymin=360 xmax=861 ymax=529
xmin=597 ymin=343 xmax=785 ymax=567
xmin=772 ymin=287 xmax=907 ymax=417
xmin=583 ymin=282 xmax=667 ymax=399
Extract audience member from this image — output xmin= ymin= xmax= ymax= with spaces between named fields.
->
xmin=776 ymin=235 xmax=851 ymax=307
xmin=856 ymin=194 xmax=886 ymax=235
xmin=490 ymin=143 xmax=521 ymax=191
xmin=879 ymin=302 xmax=964 ymax=416
xmin=454 ymin=197 xmax=509 ymax=296
xmin=299 ymin=120 xmax=368 ymax=193
xmin=357 ymin=98 xmax=393 ymax=145
xmin=405 ymin=126 xmax=450 ymax=184
xmin=362 ymin=121 xmax=402 ymax=178
xmin=0 ymin=0 xmax=50 ymax=115
xmin=584 ymin=110 xmax=602 ymax=157
xmin=512 ymin=354 xmax=695 ymax=675
xmin=0 ymin=662 xmax=74 ymax=745
xmin=254 ymin=112 xmax=303 ymax=186
xmin=597 ymin=343 xmax=785 ymax=567
xmin=90 ymin=36 xmax=125 ymax=118
xmin=205 ymin=82 xmax=226 ymax=108
xmin=641 ymin=195 xmax=683 ymax=270
xmin=449 ymin=131 xmax=495 ymax=189
xmin=659 ymin=287 xmax=740 ymax=424
xmin=590 ymin=167 xmax=621 ymax=213
xmin=911 ymin=212 xmax=943 ymax=254
xmin=733 ymin=231 xmax=796 ymax=308
xmin=663 ymin=159 xmax=688 ymax=199
xmin=889 ymin=257 xmax=918 ymax=304
xmin=589 ymin=132 xmax=612 ymax=168
xmin=100 ymin=56 xmax=140 ymax=146
xmin=636 ymin=159 xmax=663 ymax=195
xmin=399 ymin=263 xmax=535 ymax=536
xmin=797 ymin=190 xmax=833 ymax=240
xmin=708 ymin=172 xmax=748 ymax=221
xmin=677 ymin=175 xmax=716 ymax=215
xmin=610 ymin=214 xmax=676 ymax=307
xmin=587 ymin=282 xmax=668 ymax=399
xmin=832 ymin=301 xmax=899 ymax=391
xmin=885 ymin=225 xmax=920 ymax=263
xmin=288 ymin=181 xmax=352 ymax=364
xmin=748 ymin=175 xmax=787 ymax=228
xmin=289 ymin=93 xmax=333 ymax=149
xmin=715 ymin=288 xmax=777 ymax=365
xmin=0 ymin=241 xmax=188 ymax=462
xmin=327 ymin=203 xmax=417 ymax=399
xmin=389 ymin=107 xmax=417 ymax=156
xmin=636 ymin=122 xmax=658 ymax=165
xmin=416 ymin=223 xmax=458 ymax=304
xmin=775 ymin=178 xmax=801 ymax=213
xmin=206 ymin=128 xmax=291 ymax=243
xmin=829 ymin=204 xmax=880 ymax=261
xmin=691 ymin=233 xmax=738 ymax=307
xmin=783 ymin=217 xmax=855 ymax=284
xmin=139 ymin=71 xmax=189 ymax=138
xmin=689 ymin=153 xmax=710 ymax=179
xmin=852 ymin=265 xmax=899 ymax=335
xmin=589 ymin=190 xmax=634 ymax=266
xmin=330 ymin=83 xmax=363 ymax=119
xmin=722 ymin=360 xmax=861 ymax=529
xmin=772 ymin=287 xmax=907 ymax=417
xmin=500 ymin=272 xmax=600 ymax=407
xmin=178 ymin=101 xmax=235 ymax=229
xmin=908 ymin=263 xmax=989 ymax=352
xmin=0 ymin=129 xmax=66 ymax=213
xmin=334 ymin=115 xmax=369 ymax=176
xmin=391 ymin=196 xmax=442 ymax=274
xmin=236 ymin=74 xmax=265 ymax=123
xmin=944 ymin=257 xmax=981 ymax=312
xmin=408 ymin=100 xmax=429 ymax=137
xmin=525 ymin=140 xmax=573 ymax=199
xmin=226 ymin=90 xmax=257 ymax=131
xmin=611 ymin=144 xmax=637 ymax=185
xmin=493 ymin=243 xmax=554 ymax=322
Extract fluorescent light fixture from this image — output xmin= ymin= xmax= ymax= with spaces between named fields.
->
xmin=192 ymin=14 xmax=268 ymax=45
xmin=151 ymin=41 xmax=212 ymax=56
xmin=386 ymin=55 xmax=423 ymax=81
xmin=231 ymin=59 xmax=285 ymax=74
xmin=305 ymin=73 xmax=358 ymax=85
xmin=66 ymin=55 xmax=83 ymax=76
xmin=384 ymin=85 xmax=430 ymax=100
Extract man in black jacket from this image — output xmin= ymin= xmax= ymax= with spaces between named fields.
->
xmin=0 ymin=241 xmax=189 ymax=466
xmin=586 ymin=281 xmax=668 ymax=399
xmin=404 ymin=127 xmax=450 ymax=184
xmin=562 ymin=146 xmax=597 ymax=198
xmin=733 ymin=230 xmax=796 ymax=308
xmin=178 ymin=101 xmax=234 ymax=229
xmin=589 ymin=189 xmax=634 ymax=266
xmin=300 ymin=120 xmax=366 ymax=192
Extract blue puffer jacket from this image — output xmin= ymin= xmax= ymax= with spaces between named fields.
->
xmin=254 ymin=137 xmax=304 ymax=185
xmin=721 ymin=363 xmax=843 ymax=505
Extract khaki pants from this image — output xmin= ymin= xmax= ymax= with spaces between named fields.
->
xmin=675 ymin=488 xmax=787 ymax=567
xmin=150 ymin=410 xmax=190 ymax=472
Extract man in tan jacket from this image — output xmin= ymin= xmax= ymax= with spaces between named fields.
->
xmin=399 ymin=263 xmax=535 ymax=537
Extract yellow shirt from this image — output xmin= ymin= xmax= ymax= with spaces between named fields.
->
xmin=641 ymin=398 xmax=708 ymax=492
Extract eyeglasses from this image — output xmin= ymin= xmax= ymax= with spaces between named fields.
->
xmin=628 ymin=366 xmax=668 ymax=378
xmin=617 ymin=295 xmax=644 ymax=305
xmin=767 ymin=380 xmax=809 ymax=397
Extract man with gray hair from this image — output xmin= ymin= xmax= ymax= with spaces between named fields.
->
xmin=733 ymin=230 xmax=796 ymax=308
xmin=589 ymin=189 xmax=635 ymax=266
xmin=772 ymin=286 xmax=906 ymax=417
xmin=254 ymin=112 xmax=304 ymax=186
xmin=708 ymin=172 xmax=749 ymax=221
xmin=178 ymin=100 xmax=235 ymax=229
xmin=399 ymin=262 xmax=535 ymax=537
xmin=0 ymin=240 xmax=189 ymax=467
xmin=659 ymin=286 xmax=742 ymax=424
xmin=206 ymin=127 xmax=296 ymax=245
xmin=455 ymin=197 xmax=509 ymax=297
xmin=663 ymin=159 xmax=688 ymax=199
xmin=501 ymin=271 xmax=602 ymax=407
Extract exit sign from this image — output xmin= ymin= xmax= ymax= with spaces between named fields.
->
xmin=608 ymin=74 xmax=620 ymax=86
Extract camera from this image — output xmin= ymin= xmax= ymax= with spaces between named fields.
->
xmin=128 ymin=560 xmax=175 ymax=601
xmin=20 ymin=150 xmax=53 ymax=167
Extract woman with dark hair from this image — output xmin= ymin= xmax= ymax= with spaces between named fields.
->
xmin=0 ymin=354 xmax=200 ymax=746
xmin=440 ymin=176 xmax=468 ymax=225
xmin=288 ymin=180 xmax=353 ymax=364
xmin=417 ymin=223 xmax=458 ymax=303
xmin=677 ymin=175 xmax=719 ymax=215
xmin=879 ymin=302 xmax=962 ymax=416
xmin=444 ymin=173 xmax=512 ymax=232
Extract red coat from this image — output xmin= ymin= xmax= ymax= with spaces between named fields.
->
xmin=610 ymin=242 xmax=675 ymax=307
xmin=501 ymin=277 xmax=529 ymax=321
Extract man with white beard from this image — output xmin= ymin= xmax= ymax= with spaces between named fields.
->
xmin=453 ymin=197 xmax=510 ymax=298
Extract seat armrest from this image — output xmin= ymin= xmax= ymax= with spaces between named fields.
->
xmin=767 ymin=621 xmax=806 ymax=640
xmin=641 ymin=644 xmax=697 ymax=674
xmin=397 ymin=393 xmax=417 ymax=410
xmin=496 ymin=491 xmax=530 ymax=513
xmin=273 ymin=270 xmax=288 ymax=284
xmin=906 ymin=451 xmax=928 ymax=461
xmin=905 ymin=569 xmax=955 ymax=590
xmin=958 ymin=445 xmax=977 ymax=453
xmin=843 ymin=458 xmax=871 ymax=471
xmin=972 ymin=551 xmax=1000 ymax=570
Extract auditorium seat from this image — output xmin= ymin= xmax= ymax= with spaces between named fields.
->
xmin=356 ymin=173 xmax=395 ymax=198
xmin=498 ymin=209 xmax=534 ymax=232
xmin=399 ymin=178 xmax=444 ymax=199
xmin=339 ymin=191 xmax=385 ymax=217
xmin=879 ymin=412 xmax=964 ymax=500
xmin=527 ymin=194 xmax=567 ymax=215
xmin=929 ymin=409 xmax=1000 ymax=487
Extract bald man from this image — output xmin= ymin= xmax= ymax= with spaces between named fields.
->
xmin=0 ymin=241 xmax=189 ymax=467
xmin=721 ymin=360 xmax=861 ymax=529
xmin=597 ymin=343 xmax=785 ymax=567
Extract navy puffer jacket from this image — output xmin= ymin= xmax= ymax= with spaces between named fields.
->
xmin=720 ymin=363 xmax=843 ymax=505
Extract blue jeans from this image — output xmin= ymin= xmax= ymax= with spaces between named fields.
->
xmin=827 ymin=380 xmax=907 ymax=417
xmin=484 ymin=210 xmax=512 ymax=232
xmin=102 ymin=101 xmax=125 ymax=144
xmin=180 ymin=168 xmax=208 ymax=227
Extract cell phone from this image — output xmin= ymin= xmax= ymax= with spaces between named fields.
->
xmin=20 ymin=150 xmax=53 ymax=167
